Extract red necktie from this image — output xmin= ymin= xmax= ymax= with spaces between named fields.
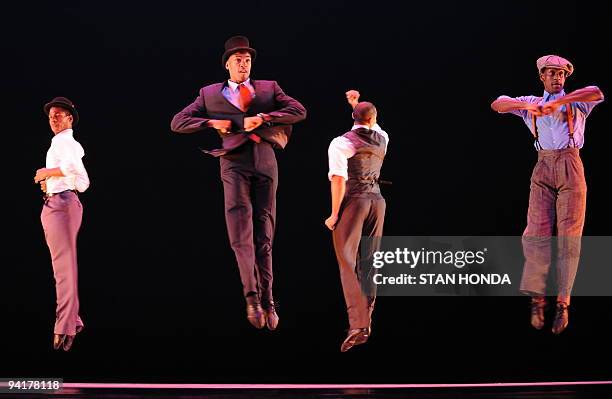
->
xmin=239 ymin=83 xmax=252 ymax=111
xmin=238 ymin=84 xmax=261 ymax=143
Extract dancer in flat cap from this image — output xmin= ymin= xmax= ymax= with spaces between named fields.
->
xmin=491 ymin=55 xmax=604 ymax=334
xmin=325 ymin=90 xmax=389 ymax=351
xmin=35 ymin=97 xmax=90 ymax=351
xmin=171 ymin=36 xmax=306 ymax=330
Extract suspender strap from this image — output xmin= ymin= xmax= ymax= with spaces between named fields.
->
xmin=530 ymin=99 xmax=575 ymax=150
xmin=566 ymin=102 xmax=576 ymax=148
xmin=531 ymin=113 xmax=542 ymax=151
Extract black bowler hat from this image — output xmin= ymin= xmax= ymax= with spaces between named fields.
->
xmin=221 ymin=35 xmax=257 ymax=66
xmin=44 ymin=96 xmax=79 ymax=125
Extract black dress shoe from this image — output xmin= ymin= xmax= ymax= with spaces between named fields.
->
xmin=340 ymin=328 xmax=370 ymax=352
xmin=530 ymin=297 xmax=547 ymax=330
xmin=552 ymin=302 xmax=569 ymax=334
xmin=246 ymin=296 xmax=265 ymax=329
xmin=262 ymin=301 xmax=279 ymax=331
xmin=53 ymin=334 xmax=65 ymax=350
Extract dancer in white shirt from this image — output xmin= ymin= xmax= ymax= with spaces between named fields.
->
xmin=325 ymin=90 xmax=389 ymax=352
xmin=35 ymin=97 xmax=90 ymax=351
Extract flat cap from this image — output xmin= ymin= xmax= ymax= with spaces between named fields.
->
xmin=537 ymin=55 xmax=574 ymax=77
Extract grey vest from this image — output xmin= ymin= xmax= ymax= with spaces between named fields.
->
xmin=343 ymin=128 xmax=386 ymax=199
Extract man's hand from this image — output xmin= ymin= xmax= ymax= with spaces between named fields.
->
xmin=346 ymin=90 xmax=360 ymax=109
xmin=541 ymin=101 xmax=561 ymax=115
xmin=40 ymin=180 xmax=47 ymax=193
xmin=208 ymin=119 xmax=232 ymax=134
xmin=525 ymin=103 xmax=543 ymax=117
xmin=244 ymin=116 xmax=264 ymax=132
xmin=325 ymin=214 xmax=339 ymax=231
xmin=34 ymin=168 xmax=51 ymax=183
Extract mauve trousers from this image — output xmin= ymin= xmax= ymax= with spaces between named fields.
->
xmin=520 ymin=148 xmax=587 ymax=298
xmin=333 ymin=196 xmax=386 ymax=329
xmin=41 ymin=191 xmax=84 ymax=335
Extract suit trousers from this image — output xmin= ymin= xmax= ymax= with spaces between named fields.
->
xmin=520 ymin=148 xmax=587 ymax=298
xmin=333 ymin=195 xmax=386 ymax=329
xmin=41 ymin=191 xmax=84 ymax=335
xmin=220 ymin=141 xmax=278 ymax=303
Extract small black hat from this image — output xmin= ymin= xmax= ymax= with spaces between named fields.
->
xmin=221 ymin=35 xmax=257 ymax=66
xmin=44 ymin=96 xmax=79 ymax=125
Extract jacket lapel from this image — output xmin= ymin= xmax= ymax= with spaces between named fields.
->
xmin=249 ymin=80 xmax=265 ymax=111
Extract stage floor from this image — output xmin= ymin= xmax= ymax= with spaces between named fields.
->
xmin=2 ymin=382 xmax=611 ymax=399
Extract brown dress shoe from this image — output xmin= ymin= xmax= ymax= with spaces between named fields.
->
xmin=340 ymin=328 xmax=370 ymax=352
xmin=530 ymin=297 xmax=547 ymax=330
xmin=53 ymin=334 xmax=65 ymax=350
xmin=53 ymin=333 xmax=76 ymax=351
xmin=552 ymin=302 xmax=569 ymax=334
xmin=354 ymin=327 xmax=371 ymax=344
xmin=262 ymin=301 xmax=279 ymax=331
xmin=246 ymin=295 xmax=265 ymax=329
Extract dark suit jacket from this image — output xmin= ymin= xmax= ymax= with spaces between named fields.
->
xmin=171 ymin=80 xmax=306 ymax=156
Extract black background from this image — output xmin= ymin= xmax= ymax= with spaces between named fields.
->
xmin=2 ymin=0 xmax=610 ymax=383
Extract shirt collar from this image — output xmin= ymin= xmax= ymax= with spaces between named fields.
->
xmin=52 ymin=128 xmax=73 ymax=141
xmin=227 ymin=78 xmax=251 ymax=92
xmin=352 ymin=124 xmax=371 ymax=130
xmin=543 ymin=89 xmax=566 ymax=102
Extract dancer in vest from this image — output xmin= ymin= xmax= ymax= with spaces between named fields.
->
xmin=491 ymin=55 xmax=604 ymax=334
xmin=171 ymin=36 xmax=306 ymax=330
xmin=35 ymin=97 xmax=90 ymax=351
xmin=325 ymin=91 xmax=389 ymax=351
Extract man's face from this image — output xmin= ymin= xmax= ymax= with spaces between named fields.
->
xmin=48 ymin=106 xmax=73 ymax=134
xmin=540 ymin=68 xmax=566 ymax=94
xmin=225 ymin=51 xmax=252 ymax=83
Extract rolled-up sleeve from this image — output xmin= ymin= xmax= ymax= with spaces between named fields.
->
xmin=495 ymin=95 xmax=538 ymax=118
xmin=328 ymin=136 xmax=355 ymax=181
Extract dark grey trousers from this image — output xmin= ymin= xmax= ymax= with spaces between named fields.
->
xmin=520 ymin=148 xmax=587 ymax=298
xmin=333 ymin=196 xmax=386 ymax=329
xmin=220 ymin=141 xmax=278 ymax=304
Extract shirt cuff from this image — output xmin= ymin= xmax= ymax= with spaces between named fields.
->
xmin=258 ymin=113 xmax=272 ymax=122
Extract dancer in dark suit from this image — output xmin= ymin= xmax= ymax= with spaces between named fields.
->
xmin=325 ymin=91 xmax=389 ymax=351
xmin=171 ymin=36 xmax=306 ymax=330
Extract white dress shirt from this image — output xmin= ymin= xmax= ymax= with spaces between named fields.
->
xmin=328 ymin=124 xmax=389 ymax=181
xmin=45 ymin=129 xmax=90 ymax=193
